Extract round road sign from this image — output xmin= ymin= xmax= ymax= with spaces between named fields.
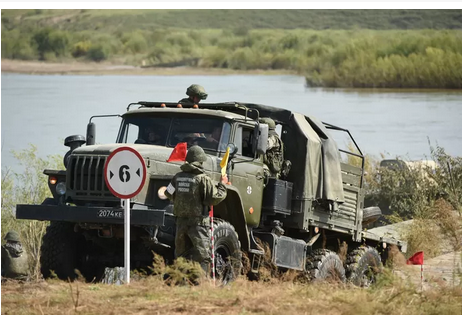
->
xmin=104 ymin=147 xmax=147 ymax=199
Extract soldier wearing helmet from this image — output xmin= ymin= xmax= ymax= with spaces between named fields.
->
xmin=164 ymin=145 xmax=227 ymax=274
xmin=259 ymin=117 xmax=284 ymax=179
xmin=1 ymin=231 xmax=29 ymax=280
xmin=179 ymin=84 xmax=208 ymax=105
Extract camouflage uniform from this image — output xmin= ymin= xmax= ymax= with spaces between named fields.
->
xmin=1 ymin=231 xmax=29 ymax=280
xmin=260 ymin=118 xmax=284 ymax=179
xmin=165 ymin=146 xmax=227 ymax=270
xmin=178 ymin=84 xmax=208 ymax=104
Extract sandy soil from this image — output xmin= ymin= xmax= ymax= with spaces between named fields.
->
xmin=1 ymin=59 xmax=296 ymax=76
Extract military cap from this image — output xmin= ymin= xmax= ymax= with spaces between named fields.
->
xmin=186 ymin=84 xmax=208 ymax=100
xmin=186 ymin=145 xmax=208 ymax=163
xmin=4 ymin=231 xmax=20 ymax=242
xmin=259 ymin=117 xmax=276 ymax=130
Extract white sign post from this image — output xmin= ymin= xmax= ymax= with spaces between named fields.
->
xmin=104 ymin=147 xmax=146 ymax=284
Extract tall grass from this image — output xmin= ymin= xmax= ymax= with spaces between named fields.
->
xmin=2 ymin=268 xmax=462 ymax=314
xmin=1 ymin=145 xmax=63 ymax=280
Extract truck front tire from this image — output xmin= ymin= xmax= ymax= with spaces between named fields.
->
xmin=213 ymin=219 xmax=242 ymax=285
xmin=40 ymin=222 xmax=79 ymax=280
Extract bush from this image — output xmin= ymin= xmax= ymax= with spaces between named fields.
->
xmin=72 ymin=40 xmax=91 ymax=57
xmin=1 ymin=30 xmax=36 ymax=60
xmin=87 ymin=44 xmax=110 ymax=62
xmin=122 ymin=32 xmax=148 ymax=54
xmin=1 ymin=145 xmax=63 ymax=280
xmin=364 ymin=143 xmax=462 ymax=257
xmin=32 ymin=27 xmax=70 ymax=60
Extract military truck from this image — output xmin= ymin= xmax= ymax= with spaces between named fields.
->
xmin=16 ymin=101 xmax=406 ymax=285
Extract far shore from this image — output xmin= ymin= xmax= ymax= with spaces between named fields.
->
xmin=1 ymin=59 xmax=298 ymax=76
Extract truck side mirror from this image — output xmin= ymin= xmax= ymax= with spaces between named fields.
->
xmin=86 ymin=122 xmax=95 ymax=146
xmin=227 ymin=143 xmax=238 ymax=158
xmin=256 ymin=124 xmax=268 ymax=155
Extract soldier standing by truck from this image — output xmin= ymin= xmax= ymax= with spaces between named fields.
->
xmin=179 ymin=84 xmax=208 ymax=105
xmin=1 ymin=231 xmax=29 ymax=281
xmin=260 ymin=117 xmax=284 ymax=179
xmin=165 ymin=145 xmax=228 ymax=273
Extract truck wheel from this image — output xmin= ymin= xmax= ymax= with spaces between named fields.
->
xmin=213 ymin=219 xmax=242 ymax=285
xmin=306 ymin=249 xmax=346 ymax=282
xmin=40 ymin=222 xmax=79 ymax=280
xmin=346 ymin=246 xmax=383 ymax=287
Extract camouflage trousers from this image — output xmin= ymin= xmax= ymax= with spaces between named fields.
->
xmin=175 ymin=216 xmax=211 ymax=266
xmin=263 ymin=164 xmax=280 ymax=181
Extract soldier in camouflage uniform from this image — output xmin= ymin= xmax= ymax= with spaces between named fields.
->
xmin=260 ymin=117 xmax=284 ymax=179
xmin=165 ymin=145 xmax=227 ymax=272
xmin=1 ymin=231 xmax=29 ymax=280
xmin=179 ymin=84 xmax=208 ymax=104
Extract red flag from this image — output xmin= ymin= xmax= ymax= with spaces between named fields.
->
xmin=166 ymin=142 xmax=187 ymax=162
xmin=209 ymin=205 xmax=213 ymax=218
xmin=407 ymin=251 xmax=424 ymax=265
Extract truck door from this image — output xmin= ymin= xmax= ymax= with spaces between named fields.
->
xmin=228 ymin=125 xmax=265 ymax=227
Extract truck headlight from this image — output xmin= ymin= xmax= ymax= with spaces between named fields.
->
xmin=56 ymin=182 xmax=66 ymax=195
xmin=158 ymin=186 xmax=167 ymax=200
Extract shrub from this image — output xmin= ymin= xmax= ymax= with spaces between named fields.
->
xmin=364 ymin=144 xmax=462 ymax=257
xmin=87 ymin=44 xmax=110 ymax=62
xmin=200 ymin=47 xmax=228 ymax=68
xmin=1 ymin=30 xmax=36 ymax=60
xmin=1 ymin=145 xmax=63 ymax=280
xmin=33 ymin=27 xmax=70 ymax=60
xmin=72 ymin=40 xmax=91 ymax=57
xmin=122 ymin=32 xmax=148 ymax=54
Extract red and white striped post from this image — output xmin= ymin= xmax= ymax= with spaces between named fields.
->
xmin=420 ymin=264 xmax=424 ymax=291
xmin=210 ymin=205 xmax=215 ymax=285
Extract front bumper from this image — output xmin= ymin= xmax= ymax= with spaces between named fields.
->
xmin=16 ymin=204 xmax=165 ymax=226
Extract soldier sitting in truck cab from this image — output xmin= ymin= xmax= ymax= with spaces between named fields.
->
xmin=135 ymin=126 xmax=164 ymax=145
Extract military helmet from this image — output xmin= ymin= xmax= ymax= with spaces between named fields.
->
xmin=4 ymin=231 xmax=20 ymax=242
xmin=186 ymin=145 xmax=208 ymax=163
xmin=186 ymin=84 xmax=208 ymax=100
xmin=259 ymin=117 xmax=276 ymax=130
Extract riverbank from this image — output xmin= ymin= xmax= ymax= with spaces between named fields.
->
xmin=1 ymin=59 xmax=297 ymax=76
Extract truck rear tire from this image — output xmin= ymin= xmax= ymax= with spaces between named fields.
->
xmin=40 ymin=222 xmax=78 ymax=280
xmin=306 ymin=249 xmax=346 ymax=282
xmin=346 ymin=246 xmax=383 ymax=287
xmin=213 ymin=219 xmax=242 ymax=285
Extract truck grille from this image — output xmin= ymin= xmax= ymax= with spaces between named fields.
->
xmin=68 ymin=155 xmax=113 ymax=198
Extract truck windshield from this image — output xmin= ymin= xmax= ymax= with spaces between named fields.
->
xmin=117 ymin=115 xmax=231 ymax=152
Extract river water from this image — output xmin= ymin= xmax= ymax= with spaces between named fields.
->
xmin=2 ymin=73 xmax=461 ymax=174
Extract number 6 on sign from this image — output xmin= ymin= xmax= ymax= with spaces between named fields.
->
xmin=105 ymin=147 xmax=146 ymax=199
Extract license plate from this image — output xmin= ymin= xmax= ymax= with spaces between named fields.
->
xmin=97 ymin=209 xmax=124 ymax=219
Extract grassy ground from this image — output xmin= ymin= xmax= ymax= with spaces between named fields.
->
xmin=2 ymin=9 xmax=461 ymax=31
xmin=2 ymin=271 xmax=462 ymax=315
